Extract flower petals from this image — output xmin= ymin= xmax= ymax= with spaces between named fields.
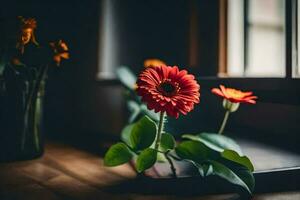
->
xmin=211 ymin=85 xmax=257 ymax=104
xmin=136 ymin=65 xmax=200 ymax=118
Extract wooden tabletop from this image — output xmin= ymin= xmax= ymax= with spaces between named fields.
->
xmin=0 ymin=142 xmax=299 ymax=200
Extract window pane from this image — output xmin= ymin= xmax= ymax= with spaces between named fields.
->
xmin=297 ymin=0 xmax=300 ymax=77
xmin=248 ymin=0 xmax=283 ymax=24
xmin=246 ymin=0 xmax=285 ymax=77
xmin=227 ymin=0 xmax=285 ymax=77
xmin=246 ymin=26 xmax=285 ymax=76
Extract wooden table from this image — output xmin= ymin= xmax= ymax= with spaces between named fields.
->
xmin=0 ymin=142 xmax=299 ymax=200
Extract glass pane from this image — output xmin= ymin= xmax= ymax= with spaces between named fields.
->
xmin=246 ymin=0 xmax=285 ymax=77
xmin=248 ymin=0 xmax=283 ymax=24
xmin=227 ymin=0 xmax=285 ymax=77
xmin=297 ymin=0 xmax=300 ymax=77
xmin=246 ymin=27 xmax=285 ymax=76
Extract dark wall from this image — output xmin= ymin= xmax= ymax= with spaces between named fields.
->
xmin=115 ymin=0 xmax=190 ymax=73
xmin=0 ymin=0 xmax=222 ymax=140
xmin=113 ymin=0 xmax=219 ymax=75
xmin=0 ymin=0 xmax=102 ymax=139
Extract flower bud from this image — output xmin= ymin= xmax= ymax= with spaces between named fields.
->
xmin=223 ymin=99 xmax=240 ymax=112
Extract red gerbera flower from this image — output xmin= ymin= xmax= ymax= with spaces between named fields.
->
xmin=136 ymin=65 xmax=200 ymax=118
xmin=211 ymin=85 xmax=257 ymax=104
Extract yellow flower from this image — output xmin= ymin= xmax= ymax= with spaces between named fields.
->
xmin=143 ymin=59 xmax=166 ymax=68
xmin=49 ymin=40 xmax=70 ymax=66
xmin=16 ymin=16 xmax=39 ymax=53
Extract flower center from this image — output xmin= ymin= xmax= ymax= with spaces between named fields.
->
xmin=157 ymin=79 xmax=180 ymax=96
xmin=226 ymin=89 xmax=244 ymax=99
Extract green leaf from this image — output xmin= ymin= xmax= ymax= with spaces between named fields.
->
xmin=127 ymin=101 xmax=160 ymax=123
xmin=136 ymin=148 xmax=157 ymax=173
xmin=127 ymin=101 xmax=141 ymax=123
xmin=130 ymin=116 xmax=157 ymax=150
xmin=160 ymin=133 xmax=176 ymax=151
xmin=209 ymin=160 xmax=252 ymax=194
xmin=182 ymin=133 xmax=243 ymax=155
xmin=156 ymin=152 xmax=167 ymax=163
xmin=104 ymin=143 xmax=133 ymax=166
xmin=234 ymin=167 xmax=255 ymax=193
xmin=197 ymin=163 xmax=213 ymax=177
xmin=175 ymin=141 xmax=211 ymax=163
xmin=116 ymin=66 xmax=137 ymax=90
xmin=0 ymin=58 xmax=5 ymax=75
xmin=221 ymin=149 xmax=254 ymax=172
xmin=120 ymin=124 xmax=134 ymax=147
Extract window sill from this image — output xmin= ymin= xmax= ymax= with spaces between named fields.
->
xmin=122 ymin=138 xmax=300 ymax=195
xmin=95 ymin=77 xmax=300 ymax=105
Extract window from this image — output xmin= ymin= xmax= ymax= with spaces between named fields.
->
xmin=98 ymin=0 xmax=119 ymax=80
xmin=296 ymin=0 xmax=300 ymax=77
xmin=96 ymin=0 xmax=299 ymax=82
xmin=227 ymin=0 xmax=285 ymax=77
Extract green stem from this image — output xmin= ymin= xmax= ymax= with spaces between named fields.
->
xmin=164 ymin=151 xmax=177 ymax=178
xmin=153 ymin=112 xmax=177 ymax=177
xmin=33 ymin=96 xmax=41 ymax=151
xmin=21 ymin=64 xmax=48 ymax=151
xmin=154 ymin=112 xmax=165 ymax=151
xmin=218 ymin=110 xmax=230 ymax=135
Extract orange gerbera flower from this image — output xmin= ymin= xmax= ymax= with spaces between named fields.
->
xmin=16 ymin=16 xmax=39 ymax=53
xmin=49 ymin=40 xmax=70 ymax=66
xmin=144 ymin=59 xmax=166 ymax=68
xmin=136 ymin=65 xmax=200 ymax=118
xmin=211 ymin=85 xmax=257 ymax=104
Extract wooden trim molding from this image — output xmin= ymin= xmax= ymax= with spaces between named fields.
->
xmin=218 ymin=0 xmax=228 ymax=77
xmin=188 ymin=0 xmax=199 ymax=68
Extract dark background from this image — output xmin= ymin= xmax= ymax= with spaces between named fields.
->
xmin=0 ymin=0 xmax=299 ymax=153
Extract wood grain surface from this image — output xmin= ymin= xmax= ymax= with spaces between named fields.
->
xmin=0 ymin=142 xmax=299 ymax=200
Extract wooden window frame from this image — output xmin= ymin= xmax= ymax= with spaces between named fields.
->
xmin=212 ymin=0 xmax=300 ymax=105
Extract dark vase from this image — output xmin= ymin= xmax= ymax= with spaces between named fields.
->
xmin=0 ymin=64 xmax=44 ymax=161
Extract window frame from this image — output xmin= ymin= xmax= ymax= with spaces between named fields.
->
xmin=224 ymin=0 xmax=293 ymax=78
xmin=210 ymin=0 xmax=300 ymax=105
